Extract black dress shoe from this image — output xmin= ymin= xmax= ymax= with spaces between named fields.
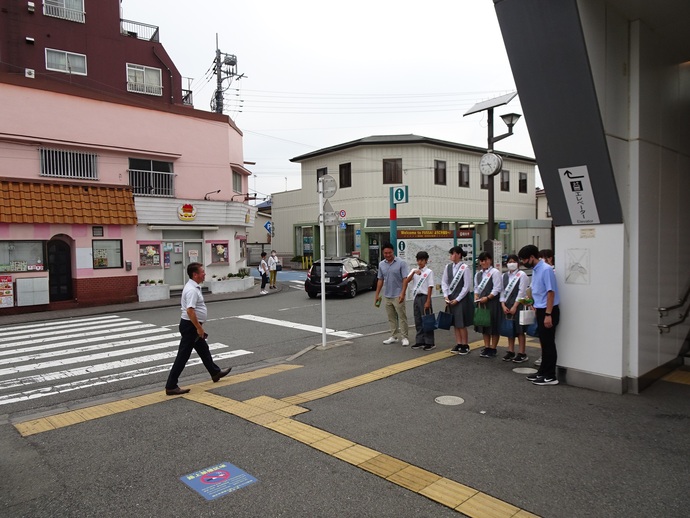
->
xmin=165 ymin=387 xmax=191 ymax=396
xmin=212 ymin=367 xmax=232 ymax=383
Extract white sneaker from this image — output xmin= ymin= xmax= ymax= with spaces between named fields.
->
xmin=382 ymin=337 xmax=398 ymax=344
xmin=401 ymin=338 xmax=410 ymax=347
xmin=260 ymin=290 xmax=268 ymax=295
xmin=534 ymin=357 xmax=542 ymax=366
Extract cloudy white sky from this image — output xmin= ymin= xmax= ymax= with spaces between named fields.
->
xmin=123 ymin=0 xmax=537 ymax=199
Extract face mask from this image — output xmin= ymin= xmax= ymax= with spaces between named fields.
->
xmin=507 ymin=262 xmax=518 ymax=271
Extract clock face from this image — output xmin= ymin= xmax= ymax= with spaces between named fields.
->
xmin=479 ymin=153 xmax=503 ymax=176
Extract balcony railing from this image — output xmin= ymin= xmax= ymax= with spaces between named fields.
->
xmin=128 ymin=170 xmax=174 ymax=197
xmin=127 ymin=81 xmax=163 ymax=97
xmin=120 ymin=19 xmax=159 ymax=42
xmin=44 ymin=3 xmax=85 ymax=23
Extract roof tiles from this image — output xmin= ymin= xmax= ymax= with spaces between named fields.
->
xmin=0 ymin=180 xmax=138 ymax=225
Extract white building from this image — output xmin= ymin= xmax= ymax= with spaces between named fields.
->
xmin=271 ymin=135 xmax=537 ymax=264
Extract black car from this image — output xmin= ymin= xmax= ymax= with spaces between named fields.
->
xmin=305 ymin=256 xmax=378 ymax=298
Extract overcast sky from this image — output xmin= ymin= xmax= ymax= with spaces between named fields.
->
xmin=122 ymin=0 xmax=537 ymax=199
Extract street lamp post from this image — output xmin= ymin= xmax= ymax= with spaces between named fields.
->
xmin=486 ymin=110 xmax=521 ymax=245
xmin=464 ymin=93 xmax=521 ymax=255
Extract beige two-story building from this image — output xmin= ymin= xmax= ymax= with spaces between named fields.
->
xmin=271 ymin=135 xmax=537 ymax=264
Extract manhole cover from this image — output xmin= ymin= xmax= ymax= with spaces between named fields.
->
xmin=513 ymin=367 xmax=538 ymax=375
xmin=435 ymin=395 xmax=465 ymax=406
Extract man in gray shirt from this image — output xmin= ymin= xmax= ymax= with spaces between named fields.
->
xmin=165 ymin=262 xmax=231 ymax=395
xmin=374 ymin=242 xmax=410 ymax=346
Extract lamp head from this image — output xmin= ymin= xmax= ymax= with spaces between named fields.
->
xmin=500 ymin=112 xmax=521 ymax=129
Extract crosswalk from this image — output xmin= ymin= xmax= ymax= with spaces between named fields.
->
xmin=0 ymin=315 xmax=251 ymax=407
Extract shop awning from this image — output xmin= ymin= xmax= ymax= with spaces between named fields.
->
xmin=0 ymin=179 xmax=138 ymax=225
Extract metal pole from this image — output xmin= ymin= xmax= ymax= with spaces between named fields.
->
xmin=487 ymin=107 xmax=495 ymax=246
xmin=318 ymin=178 xmax=327 ymax=348
xmin=389 ymin=187 xmax=397 ymax=253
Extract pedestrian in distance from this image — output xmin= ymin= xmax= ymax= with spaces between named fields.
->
xmin=474 ymin=251 xmax=503 ymax=358
xmin=259 ymin=251 xmax=269 ymax=295
xmin=443 ymin=246 xmax=474 ymax=355
xmin=165 ymin=262 xmax=231 ymax=395
xmin=374 ymin=242 xmax=410 ymax=346
xmin=400 ymin=251 xmax=435 ymax=351
xmin=519 ymin=244 xmax=561 ymax=386
xmin=268 ymin=250 xmax=279 ymax=289
xmin=500 ymin=254 xmax=530 ymax=363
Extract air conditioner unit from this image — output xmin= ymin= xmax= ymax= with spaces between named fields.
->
xmin=25 ymin=68 xmax=35 ymax=79
xmin=28 ymin=1 xmax=35 ymax=12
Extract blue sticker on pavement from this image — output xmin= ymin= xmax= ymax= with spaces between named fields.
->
xmin=180 ymin=461 xmax=258 ymax=500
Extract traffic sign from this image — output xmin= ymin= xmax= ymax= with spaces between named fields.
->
xmin=392 ymin=186 xmax=408 ymax=204
xmin=339 ymin=209 xmax=346 ymax=218
xmin=264 ymin=221 xmax=272 ymax=233
xmin=320 ymin=175 xmax=337 ymax=199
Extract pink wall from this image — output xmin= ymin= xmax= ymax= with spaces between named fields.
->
xmin=0 ymin=84 xmax=248 ymax=200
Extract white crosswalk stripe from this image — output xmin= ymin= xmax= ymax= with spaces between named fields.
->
xmin=0 ymin=316 xmax=251 ymax=407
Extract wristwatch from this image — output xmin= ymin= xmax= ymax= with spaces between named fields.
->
xmin=545 ymin=312 xmax=552 ymax=316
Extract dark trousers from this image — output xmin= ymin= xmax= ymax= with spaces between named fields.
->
xmin=536 ymin=306 xmax=559 ymax=378
xmin=413 ymin=294 xmax=434 ymax=345
xmin=165 ymin=319 xmax=220 ymax=390
xmin=261 ymin=273 xmax=268 ymax=289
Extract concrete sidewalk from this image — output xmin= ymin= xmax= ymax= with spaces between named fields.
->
xmin=2 ymin=322 xmax=689 ymax=517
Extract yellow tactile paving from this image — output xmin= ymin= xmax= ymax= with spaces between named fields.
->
xmin=73 ymin=405 xmax=116 ymax=420
xmin=272 ymin=405 xmax=309 ymax=417
xmin=419 ymin=477 xmax=478 ymax=508
xmin=332 ymin=444 xmax=380 ymax=465
xmin=127 ymin=393 xmax=168 ymax=407
xmin=13 ymin=418 xmax=56 ymax=436
xmin=243 ymin=395 xmax=292 ymax=412
xmin=457 ymin=491 xmax=521 ymax=518
xmin=359 ymin=453 xmax=409 ymax=478
xmin=662 ymin=369 xmax=690 ymax=385
xmin=387 ymin=465 xmax=442 ymax=493
xmin=514 ymin=510 xmax=541 ymax=518
xmin=45 ymin=412 xmax=86 ymax=429
xmin=245 ymin=412 xmax=285 ymax=426
xmin=101 ymin=400 xmax=139 ymax=413
xmin=310 ymin=435 xmax=355 ymax=455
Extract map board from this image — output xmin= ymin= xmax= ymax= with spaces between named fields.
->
xmin=397 ymin=230 xmax=475 ymax=300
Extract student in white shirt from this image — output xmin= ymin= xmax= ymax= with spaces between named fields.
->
xmin=400 ymin=251 xmax=435 ymax=351
xmin=443 ymin=246 xmax=474 ymax=355
xmin=500 ymin=254 xmax=530 ymax=363
xmin=474 ymin=251 xmax=503 ymax=358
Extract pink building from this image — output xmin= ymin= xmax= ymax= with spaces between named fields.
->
xmin=0 ymin=0 xmax=255 ymax=314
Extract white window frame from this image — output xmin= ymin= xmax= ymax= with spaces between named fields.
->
xmin=45 ymin=48 xmax=87 ymax=75
xmin=43 ymin=0 xmax=85 ymax=23
xmin=232 ymin=171 xmax=242 ymax=193
xmin=127 ymin=63 xmax=163 ymax=96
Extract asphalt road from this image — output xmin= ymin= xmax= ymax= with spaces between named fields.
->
xmin=2 ymin=281 xmax=689 ymax=517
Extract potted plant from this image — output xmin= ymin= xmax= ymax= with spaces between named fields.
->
xmin=209 ymin=270 xmax=254 ymax=293
xmin=137 ymin=279 xmax=170 ymax=301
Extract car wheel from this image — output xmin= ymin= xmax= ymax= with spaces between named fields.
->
xmin=348 ymin=281 xmax=358 ymax=298
xmin=307 ymin=291 xmax=318 ymax=299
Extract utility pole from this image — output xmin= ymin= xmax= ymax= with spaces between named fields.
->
xmin=211 ymin=34 xmax=244 ymax=115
